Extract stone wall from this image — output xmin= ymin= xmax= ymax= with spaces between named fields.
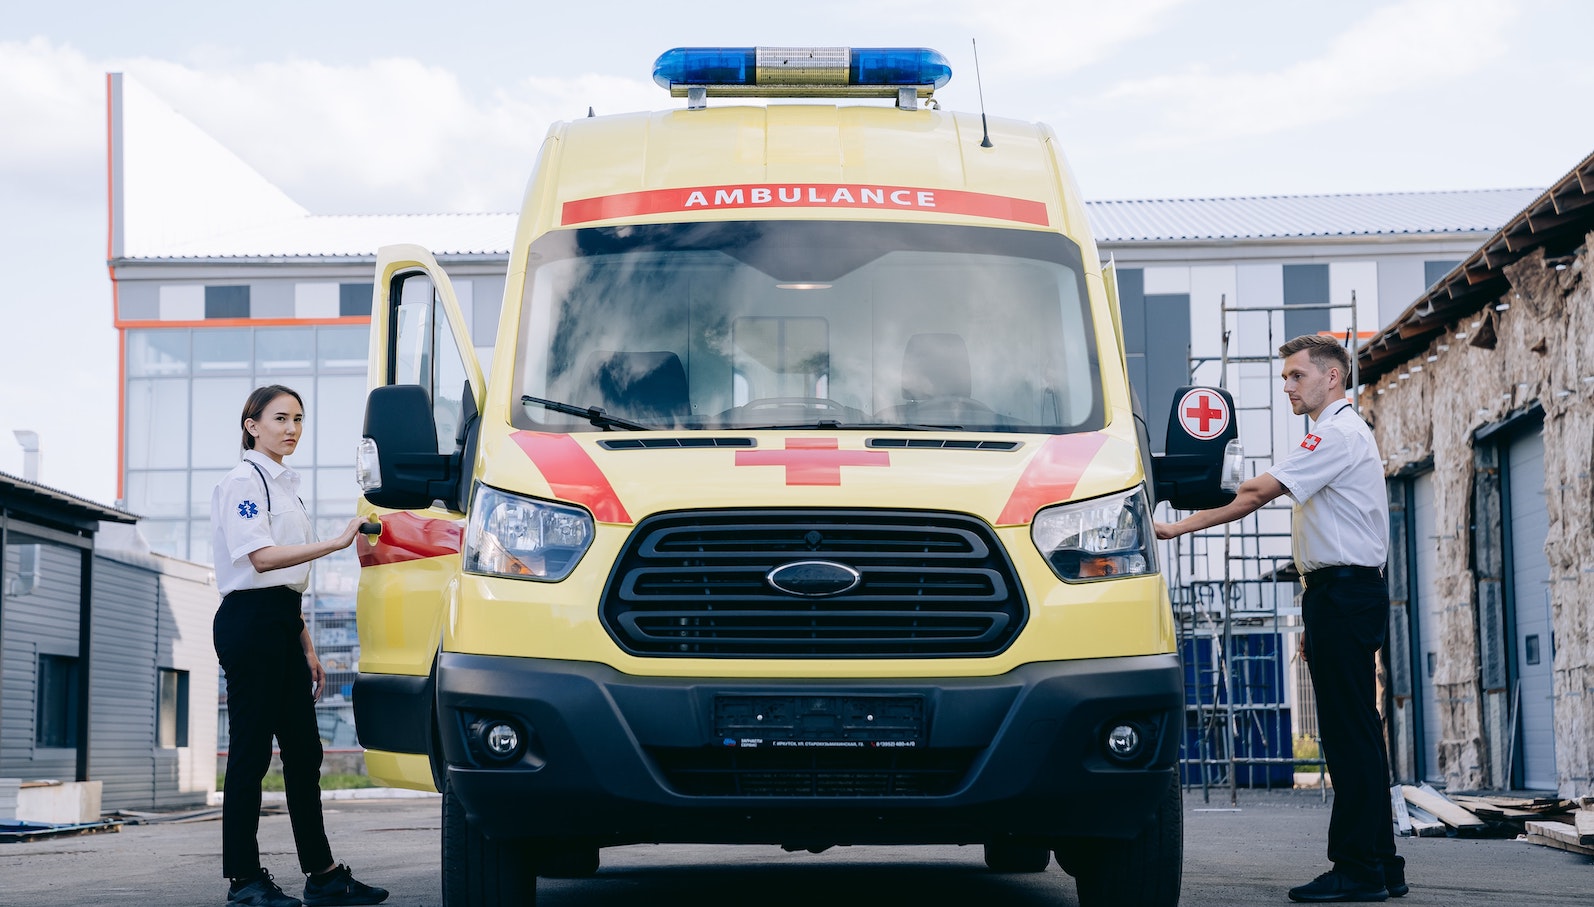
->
xmin=1364 ymin=236 xmax=1593 ymax=796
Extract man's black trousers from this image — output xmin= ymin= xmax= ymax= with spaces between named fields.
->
xmin=214 ymin=585 xmax=333 ymax=879
xmin=1301 ymin=570 xmax=1403 ymax=885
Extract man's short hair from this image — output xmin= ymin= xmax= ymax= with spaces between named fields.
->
xmin=1278 ymin=334 xmax=1352 ymax=388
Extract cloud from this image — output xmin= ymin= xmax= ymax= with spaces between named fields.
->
xmin=874 ymin=0 xmax=1190 ymax=77
xmin=126 ymin=58 xmax=660 ymax=214
xmin=1100 ymin=0 xmax=1515 ymax=147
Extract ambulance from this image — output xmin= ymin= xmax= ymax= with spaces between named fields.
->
xmin=350 ymin=46 xmax=1237 ymax=907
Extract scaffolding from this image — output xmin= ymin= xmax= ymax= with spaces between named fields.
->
xmin=1165 ymin=295 xmax=1360 ymax=805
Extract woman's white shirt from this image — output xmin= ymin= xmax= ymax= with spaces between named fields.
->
xmin=211 ymin=450 xmax=315 ymax=595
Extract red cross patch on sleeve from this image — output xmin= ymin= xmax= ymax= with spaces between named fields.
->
xmin=1300 ymin=433 xmax=1323 ymax=451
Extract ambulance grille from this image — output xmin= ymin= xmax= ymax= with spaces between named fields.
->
xmin=601 ymin=509 xmax=1027 ymax=657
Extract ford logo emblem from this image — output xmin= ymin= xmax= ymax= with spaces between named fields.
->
xmin=766 ymin=560 xmax=861 ymax=597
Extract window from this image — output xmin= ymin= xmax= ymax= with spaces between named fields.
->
xmin=339 ymin=283 xmax=374 ymax=318
xmin=205 ymin=285 xmax=251 ymax=319
xmin=37 ymin=654 xmax=81 ymax=748
xmin=158 ymin=668 xmax=190 ymax=748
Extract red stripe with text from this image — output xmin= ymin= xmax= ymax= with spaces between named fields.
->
xmin=562 ymin=183 xmax=1049 ymax=227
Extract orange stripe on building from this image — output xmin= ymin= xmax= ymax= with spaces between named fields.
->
xmin=510 ymin=431 xmax=632 ymax=523
xmin=562 ymin=183 xmax=1049 ymax=227
xmin=358 ymin=512 xmax=463 ymax=567
xmin=996 ymin=433 xmax=1110 ymax=525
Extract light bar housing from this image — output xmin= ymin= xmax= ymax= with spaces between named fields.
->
xmin=652 ymin=46 xmax=951 ymax=102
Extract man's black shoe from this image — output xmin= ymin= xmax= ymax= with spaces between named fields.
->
xmin=1288 ymin=870 xmax=1389 ymax=903
xmin=302 ymin=864 xmax=389 ymax=906
xmin=1384 ymin=862 xmax=1409 ymax=898
xmin=228 ymin=869 xmax=302 ymax=907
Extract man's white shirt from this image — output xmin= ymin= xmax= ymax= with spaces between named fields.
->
xmin=1266 ymin=400 xmax=1389 ymax=573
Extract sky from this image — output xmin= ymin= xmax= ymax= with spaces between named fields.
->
xmin=2 ymin=0 xmax=1593 ymax=504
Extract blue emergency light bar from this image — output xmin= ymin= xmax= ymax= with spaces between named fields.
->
xmin=652 ymin=46 xmax=951 ymax=107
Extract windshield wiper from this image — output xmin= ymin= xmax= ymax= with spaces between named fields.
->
xmin=520 ymin=395 xmax=648 ymax=431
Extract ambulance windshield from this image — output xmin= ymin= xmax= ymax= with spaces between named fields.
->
xmin=512 ymin=221 xmax=1102 ymax=434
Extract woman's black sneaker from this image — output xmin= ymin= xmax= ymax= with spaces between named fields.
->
xmin=1288 ymin=869 xmax=1389 ymax=902
xmin=228 ymin=869 xmax=302 ymax=907
xmin=302 ymin=864 xmax=389 ymax=906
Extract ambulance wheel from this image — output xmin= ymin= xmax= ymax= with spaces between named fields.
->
xmin=983 ymin=841 xmax=1052 ymax=872
xmin=1063 ymin=774 xmax=1182 ymax=907
xmin=442 ymin=775 xmax=536 ymax=906
xmin=538 ymin=844 xmax=600 ymax=878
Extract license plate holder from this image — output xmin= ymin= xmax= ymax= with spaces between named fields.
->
xmin=713 ymin=695 xmax=924 ymax=748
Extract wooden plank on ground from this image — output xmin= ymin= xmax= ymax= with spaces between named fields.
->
xmin=1403 ymin=785 xmax=1488 ymax=831
xmin=1524 ymin=820 xmax=1594 ymax=856
xmin=1405 ymin=803 xmax=1448 ymax=837
xmin=1575 ymin=809 xmax=1594 ymax=846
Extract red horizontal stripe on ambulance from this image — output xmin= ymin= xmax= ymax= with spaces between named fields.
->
xmin=561 ymin=184 xmax=1049 ymax=227
xmin=357 ymin=512 xmax=462 ymax=568
xmin=510 ymin=431 xmax=632 ymax=524
xmin=997 ymin=433 xmax=1110 ymax=525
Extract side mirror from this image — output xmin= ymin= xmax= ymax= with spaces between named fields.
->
xmin=358 ymin=384 xmax=463 ymax=510
xmin=1152 ymin=386 xmax=1242 ymax=511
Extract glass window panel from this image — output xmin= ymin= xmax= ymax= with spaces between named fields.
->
xmin=190 ymin=470 xmax=230 ymax=518
xmin=318 ymin=324 xmax=370 ymax=371
xmin=315 ymin=467 xmax=355 ymax=517
xmin=126 ymin=378 xmax=190 ymax=469
xmin=392 ymin=274 xmax=434 ymax=386
xmin=314 ymin=375 xmax=366 ymax=466
xmin=139 ymin=519 xmax=188 ymax=560
xmin=256 ymin=327 xmax=314 ymax=374
xmin=432 ymin=302 xmax=468 ymax=453
xmin=126 ymin=471 xmax=187 ymax=519
xmin=127 ymin=330 xmax=190 ymax=377
xmin=313 ymin=526 xmax=359 ymax=596
xmin=191 ymin=377 xmax=254 ymax=468
xmin=193 ymin=328 xmax=251 ymax=374
xmin=189 ymin=520 xmax=214 ymax=566
xmin=36 ymin=654 xmax=81 ymax=748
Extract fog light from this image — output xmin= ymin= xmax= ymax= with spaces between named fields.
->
xmin=471 ymin=718 xmax=523 ymax=763
xmin=1105 ymin=723 xmax=1142 ymax=761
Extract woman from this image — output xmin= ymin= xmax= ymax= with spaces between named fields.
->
xmin=211 ymin=385 xmax=389 ymax=907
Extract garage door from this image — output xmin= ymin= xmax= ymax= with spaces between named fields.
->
xmin=1411 ymin=472 xmax=1443 ymax=784
xmin=1507 ymin=429 xmax=1556 ymax=791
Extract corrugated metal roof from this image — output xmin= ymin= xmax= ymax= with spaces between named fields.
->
xmin=133 ymin=212 xmax=520 ymax=261
xmin=1086 ymin=189 xmax=1540 ymax=243
xmin=116 ymin=189 xmax=1539 ymax=261
xmin=0 ymin=471 xmax=138 ymax=524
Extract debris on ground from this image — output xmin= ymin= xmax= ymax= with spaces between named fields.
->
xmin=1392 ymin=783 xmax=1593 ymax=853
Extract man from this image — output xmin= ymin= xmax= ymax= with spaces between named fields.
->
xmin=1155 ymin=334 xmax=1405 ymax=903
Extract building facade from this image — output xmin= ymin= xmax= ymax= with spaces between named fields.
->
xmin=1360 ymin=150 xmax=1594 ymax=797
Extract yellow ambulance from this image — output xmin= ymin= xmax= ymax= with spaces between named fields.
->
xmin=351 ymin=46 xmax=1236 ymax=907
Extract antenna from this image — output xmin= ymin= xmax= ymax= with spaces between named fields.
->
xmin=971 ymin=38 xmax=993 ymax=148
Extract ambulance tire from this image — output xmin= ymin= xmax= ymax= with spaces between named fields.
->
xmin=1063 ymin=774 xmax=1182 ymax=907
xmin=538 ymin=844 xmax=600 ymax=878
xmin=442 ymin=775 xmax=537 ymax=906
xmin=983 ymin=841 xmax=1053 ymax=873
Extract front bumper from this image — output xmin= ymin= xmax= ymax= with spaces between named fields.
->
xmin=434 ymin=652 xmax=1181 ymax=846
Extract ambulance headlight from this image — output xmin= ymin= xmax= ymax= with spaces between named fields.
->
xmin=463 ymin=486 xmax=593 ymax=582
xmin=1031 ymin=488 xmax=1157 ymax=582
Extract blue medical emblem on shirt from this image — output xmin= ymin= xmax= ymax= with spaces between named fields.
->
xmin=238 ymin=501 xmax=260 ymax=519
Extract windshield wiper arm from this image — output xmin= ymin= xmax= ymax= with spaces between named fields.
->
xmin=520 ymin=394 xmax=648 ymax=431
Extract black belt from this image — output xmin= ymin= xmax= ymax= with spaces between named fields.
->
xmin=1302 ymin=565 xmax=1384 ymax=586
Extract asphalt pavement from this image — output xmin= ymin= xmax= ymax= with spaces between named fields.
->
xmin=2 ymin=787 xmax=1588 ymax=905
